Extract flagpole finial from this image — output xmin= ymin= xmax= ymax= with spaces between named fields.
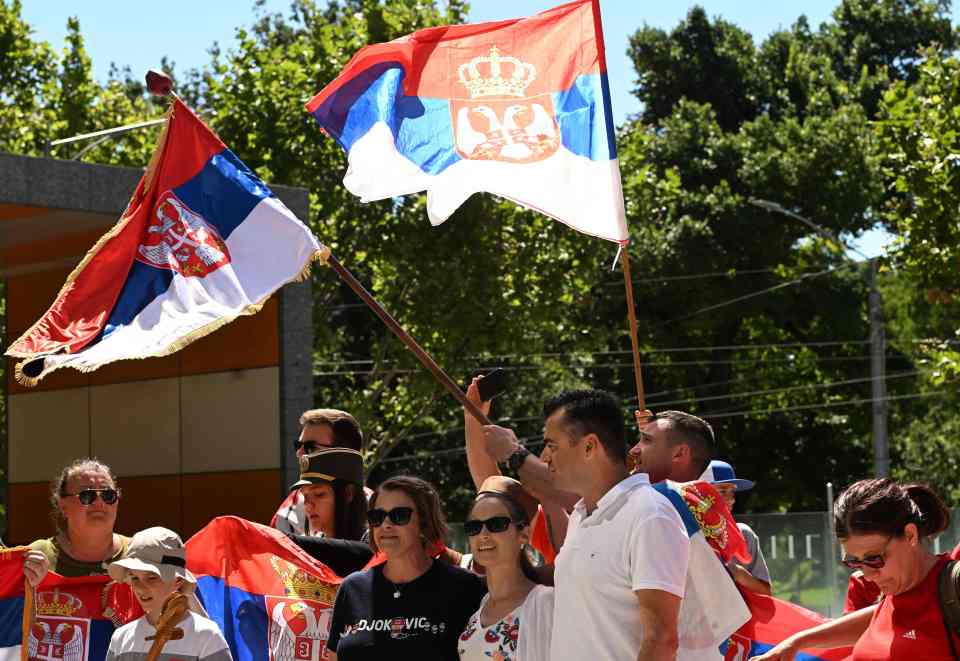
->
xmin=146 ymin=70 xmax=174 ymax=97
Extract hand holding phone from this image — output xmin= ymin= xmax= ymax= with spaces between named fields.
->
xmin=477 ymin=368 xmax=509 ymax=402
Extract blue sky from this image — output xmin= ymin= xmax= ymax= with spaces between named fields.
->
xmin=24 ymin=0 xmax=954 ymax=256
xmin=23 ymin=0 xmax=857 ymax=126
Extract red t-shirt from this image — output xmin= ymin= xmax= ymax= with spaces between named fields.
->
xmin=844 ymin=571 xmax=883 ymax=613
xmin=530 ymin=505 xmax=557 ymax=565
xmin=851 ymin=554 xmax=960 ymax=660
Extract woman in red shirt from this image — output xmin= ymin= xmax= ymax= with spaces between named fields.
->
xmin=751 ymin=478 xmax=958 ymax=661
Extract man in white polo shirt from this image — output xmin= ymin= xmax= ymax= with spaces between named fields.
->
xmin=544 ymin=389 xmax=689 ymax=661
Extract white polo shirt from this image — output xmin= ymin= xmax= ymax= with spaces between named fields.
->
xmin=551 ymin=472 xmax=690 ymax=661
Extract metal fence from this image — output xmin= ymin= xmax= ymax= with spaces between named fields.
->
xmin=451 ymin=509 xmax=960 ymax=617
xmin=740 ymin=509 xmax=960 ymax=616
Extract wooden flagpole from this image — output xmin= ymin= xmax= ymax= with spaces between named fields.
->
xmin=325 ymin=253 xmax=493 ymax=426
xmin=620 ymin=247 xmax=647 ymax=411
xmin=584 ymin=3 xmax=649 ymax=414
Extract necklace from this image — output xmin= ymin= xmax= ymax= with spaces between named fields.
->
xmin=387 ymin=580 xmax=403 ymax=599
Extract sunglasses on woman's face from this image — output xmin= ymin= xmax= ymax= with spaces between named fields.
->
xmin=841 ymin=537 xmax=893 ymax=570
xmin=367 ymin=506 xmax=414 ymax=527
xmin=63 ymin=488 xmax=119 ymax=506
xmin=464 ymin=516 xmax=515 ymax=537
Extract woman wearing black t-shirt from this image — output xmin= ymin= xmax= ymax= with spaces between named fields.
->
xmin=327 ymin=475 xmax=486 ymax=661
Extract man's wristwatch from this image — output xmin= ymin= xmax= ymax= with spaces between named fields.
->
xmin=507 ymin=444 xmax=531 ymax=472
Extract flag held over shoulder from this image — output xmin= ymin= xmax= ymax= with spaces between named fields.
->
xmin=306 ymin=0 xmax=628 ymax=243
xmin=6 ymin=98 xmax=325 ymax=386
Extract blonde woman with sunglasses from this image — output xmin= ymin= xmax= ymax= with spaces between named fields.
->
xmin=24 ymin=458 xmax=130 ymax=583
xmin=751 ymin=479 xmax=957 ymax=661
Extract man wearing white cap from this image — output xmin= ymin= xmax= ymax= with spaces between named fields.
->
xmin=105 ymin=527 xmax=232 ymax=661
xmin=704 ymin=459 xmax=772 ymax=595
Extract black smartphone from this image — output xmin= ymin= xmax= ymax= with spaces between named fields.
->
xmin=477 ymin=368 xmax=509 ymax=402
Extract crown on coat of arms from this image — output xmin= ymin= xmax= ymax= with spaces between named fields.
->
xmin=270 ymin=556 xmax=337 ymax=604
xmin=458 ymin=46 xmax=537 ymax=98
xmin=35 ymin=589 xmax=85 ymax=617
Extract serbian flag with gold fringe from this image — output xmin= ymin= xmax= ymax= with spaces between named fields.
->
xmin=0 ymin=547 xmax=141 ymax=661
xmin=187 ymin=517 xmax=342 ymax=661
xmin=5 ymin=98 xmax=324 ymax=386
xmin=306 ymin=0 xmax=628 ymax=243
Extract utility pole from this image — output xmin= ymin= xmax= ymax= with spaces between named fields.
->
xmin=750 ymin=199 xmax=890 ymax=477
xmin=869 ymin=259 xmax=889 ymax=477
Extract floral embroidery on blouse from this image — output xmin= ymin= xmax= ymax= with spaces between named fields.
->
xmin=459 ymin=610 xmax=521 ymax=661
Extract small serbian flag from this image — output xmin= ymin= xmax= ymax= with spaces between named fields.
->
xmin=6 ymin=98 xmax=324 ymax=386
xmin=0 ymin=547 xmax=141 ymax=661
xmin=722 ymin=590 xmax=852 ymax=660
xmin=653 ymin=481 xmax=753 ymax=655
xmin=306 ymin=0 xmax=628 ymax=243
xmin=187 ymin=517 xmax=342 ymax=661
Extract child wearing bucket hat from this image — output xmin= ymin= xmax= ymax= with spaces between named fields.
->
xmin=106 ymin=527 xmax=232 ymax=661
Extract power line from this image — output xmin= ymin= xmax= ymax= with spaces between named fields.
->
xmin=376 ymin=391 xmax=946 ymax=463
xmin=377 ymin=434 xmax=545 ymax=465
xmin=314 ymin=338 xmax=946 ymax=367
xmin=653 ymin=262 xmax=860 ymax=328
xmin=371 ymin=369 xmax=930 ymax=448
xmin=313 ymin=353 xmax=903 ymax=377
xmin=646 ymin=369 xmax=926 ymax=409
xmin=603 ymin=267 xmax=784 ymax=286
xmin=700 ymin=391 xmax=945 ymax=420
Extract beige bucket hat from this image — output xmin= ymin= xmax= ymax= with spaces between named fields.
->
xmin=107 ymin=527 xmax=206 ymax=615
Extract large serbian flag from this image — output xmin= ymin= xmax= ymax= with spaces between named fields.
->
xmin=306 ymin=0 xmax=628 ymax=243
xmin=6 ymin=98 xmax=324 ymax=386
xmin=187 ymin=517 xmax=342 ymax=661
xmin=0 ymin=548 xmax=141 ymax=661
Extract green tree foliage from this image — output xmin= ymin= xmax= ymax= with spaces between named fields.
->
xmin=622 ymin=1 xmax=956 ymax=511
xmin=874 ymin=48 xmax=960 ymax=500
xmin=878 ymin=50 xmax=960 ymax=292
xmin=0 ymin=0 xmax=164 ymax=163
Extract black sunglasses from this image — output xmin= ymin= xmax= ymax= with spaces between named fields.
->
xmin=294 ymin=440 xmax=322 ymax=453
xmin=367 ymin=507 xmax=414 ymax=527
xmin=841 ymin=537 xmax=893 ymax=570
xmin=63 ymin=488 xmax=119 ymax=506
xmin=464 ymin=516 xmax=516 ymax=537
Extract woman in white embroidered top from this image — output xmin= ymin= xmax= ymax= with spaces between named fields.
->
xmin=458 ymin=489 xmax=553 ymax=661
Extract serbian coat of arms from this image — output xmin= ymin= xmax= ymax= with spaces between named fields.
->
xmin=452 ymin=46 xmax=561 ymax=164
xmin=28 ymin=590 xmax=91 ymax=661
xmin=266 ymin=557 xmax=337 ymax=661
xmin=136 ymin=191 xmax=231 ymax=277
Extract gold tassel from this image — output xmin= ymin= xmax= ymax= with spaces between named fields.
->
xmin=21 ymin=580 xmax=34 ymax=661
xmin=13 ymin=361 xmax=41 ymax=388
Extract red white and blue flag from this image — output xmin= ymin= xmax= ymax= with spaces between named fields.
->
xmin=306 ymin=0 xmax=628 ymax=243
xmin=722 ymin=590 xmax=852 ymax=661
xmin=6 ymin=99 xmax=323 ymax=385
xmin=187 ymin=517 xmax=342 ymax=661
xmin=654 ymin=481 xmax=754 ymax=656
xmin=0 ymin=548 xmax=141 ymax=661
xmin=654 ymin=483 xmax=851 ymax=661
